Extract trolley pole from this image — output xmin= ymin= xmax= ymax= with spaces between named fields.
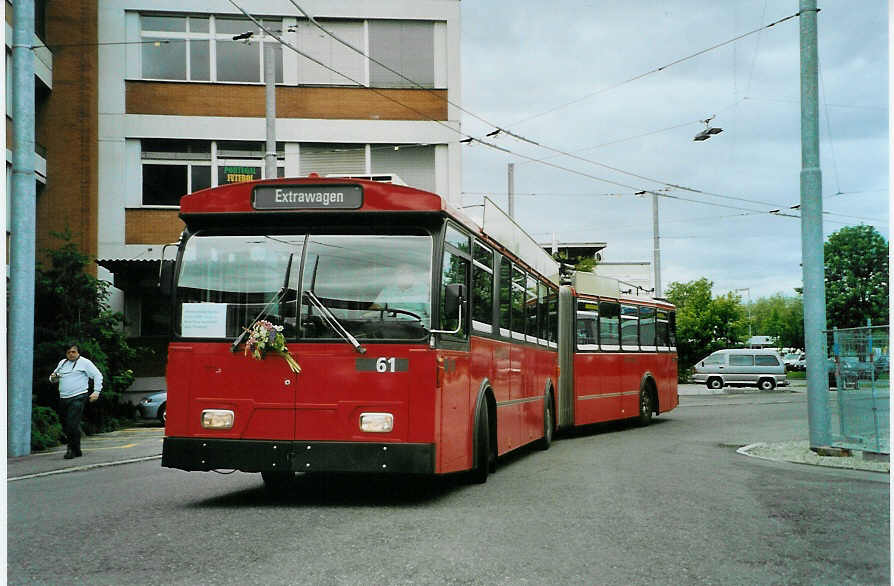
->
xmin=507 ymin=162 xmax=515 ymax=219
xmin=651 ymin=191 xmax=661 ymax=297
xmin=264 ymin=41 xmax=277 ymax=179
xmin=9 ymin=0 xmax=36 ymax=457
xmin=799 ymin=0 xmax=831 ymax=449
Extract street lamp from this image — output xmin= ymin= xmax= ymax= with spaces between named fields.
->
xmin=693 ymin=115 xmax=723 ymax=141
xmin=735 ymin=288 xmax=752 ymax=345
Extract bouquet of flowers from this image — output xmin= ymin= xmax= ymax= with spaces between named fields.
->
xmin=243 ymin=320 xmax=301 ymax=374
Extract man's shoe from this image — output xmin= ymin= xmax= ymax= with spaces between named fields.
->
xmin=64 ymin=450 xmax=75 ymax=460
xmin=74 ymin=450 xmax=83 ymax=458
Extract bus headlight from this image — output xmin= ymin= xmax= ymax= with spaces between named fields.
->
xmin=201 ymin=409 xmax=234 ymax=429
xmin=359 ymin=412 xmax=394 ymax=433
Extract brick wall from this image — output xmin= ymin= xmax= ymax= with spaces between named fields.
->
xmin=35 ymin=0 xmax=98 ymax=271
xmin=125 ymin=209 xmax=185 ymax=244
xmin=126 ymin=81 xmax=448 ymax=121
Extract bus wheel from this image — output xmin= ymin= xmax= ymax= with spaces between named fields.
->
xmin=638 ymin=387 xmax=653 ymax=426
xmin=537 ymin=393 xmax=554 ymax=450
xmin=261 ymin=471 xmax=295 ymax=494
xmin=469 ymin=401 xmax=490 ymax=484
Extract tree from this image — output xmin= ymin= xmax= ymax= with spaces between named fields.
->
xmin=34 ymin=230 xmax=138 ymax=443
xmin=749 ymin=294 xmax=804 ymax=350
xmin=665 ymin=278 xmax=747 ymax=377
xmin=824 ymin=225 xmax=889 ymax=328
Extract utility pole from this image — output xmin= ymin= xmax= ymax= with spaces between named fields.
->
xmin=264 ymin=40 xmax=277 ymax=179
xmin=799 ymin=0 xmax=831 ymax=449
xmin=507 ymin=162 xmax=515 ymax=219
xmin=736 ymin=288 xmax=752 ymax=344
xmin=9 ymin=0 xmax=36 ymax=457
xmin=651 ymin=191 xmax=661 ymax=297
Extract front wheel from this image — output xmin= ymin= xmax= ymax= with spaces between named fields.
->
xmin=158 ymin=404 xmax=166 ymax=425
xmin=469 ymin=401 xmax=490 ymax=484
xmin=707 ymin=377 xmax=723 ymax=390
xmin=758 ymin=378 xmax=776 ymax=391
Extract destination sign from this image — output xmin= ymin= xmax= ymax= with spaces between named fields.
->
xmin=253 ymin=185 xmax=363 ymax=210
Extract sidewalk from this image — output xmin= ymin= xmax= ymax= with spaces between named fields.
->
xmin=7 ymin=423 xmax=164 ymax=481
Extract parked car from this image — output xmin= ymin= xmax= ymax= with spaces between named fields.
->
xmin=783 ymin=352 xmax=806 ymax=371
xmin=137 ymin=391 xmax=167 ymax=424
xmin=692 ymin=349 xmax=788 ymax=390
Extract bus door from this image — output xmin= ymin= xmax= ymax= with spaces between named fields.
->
xmin=437 ymin=240 xmax=471 ymax=472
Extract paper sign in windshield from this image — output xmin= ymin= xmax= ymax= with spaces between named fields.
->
xmin=181 ymin=303 xmax=227 ymax=338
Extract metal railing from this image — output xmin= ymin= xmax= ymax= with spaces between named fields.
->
xmin=826 ymin=323 xmax=889 ymax=454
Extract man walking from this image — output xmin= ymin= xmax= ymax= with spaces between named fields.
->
xmin=49 ymin=344 xmax=103 ymax=459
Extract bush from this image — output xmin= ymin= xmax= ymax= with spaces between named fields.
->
xmin=34 ymin=230 xmax=141 ymax=436
xmin=31 ymin=405 xmax=64 ymax=452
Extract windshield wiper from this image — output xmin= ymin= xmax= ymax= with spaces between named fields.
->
xmin=304 ymin=291 xmax=367 ymax=354
xmin=230 ymin=253 xmax=294 ymax=352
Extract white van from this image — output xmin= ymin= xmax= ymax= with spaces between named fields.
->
xmin=692 ymin=349 xmax=788 ymax=390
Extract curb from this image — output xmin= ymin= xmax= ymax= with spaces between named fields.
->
xmin=8 ymin=454 xmax=162 ymax=482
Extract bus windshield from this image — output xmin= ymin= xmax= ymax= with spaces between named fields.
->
xmin=176 ymin=232 xmax=432 ymax=341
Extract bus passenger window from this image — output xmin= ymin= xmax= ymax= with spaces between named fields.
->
xmin=440 ymin=250 xmax=469 ymax=337
xmin=499 ymin=257 xmax=511 ymax=334
xmin=621 ymin=304 xmax=639 ymax=350
xmin=656 ymin=309 xmax=669 ymax=348
xmin=547 ymin=290 xmax=559 ymax=343
xmin=472 ymin=241 xmax=494 ymax=332
xmin=537 ymin=282 xmax=548 ymax=343
xmin=599 ymin=301 xmax=620 ymax=348
xmin=669 ymin=311 xmax=677 ymax=348
xmin=525 ymin=275 xmax=538 ymax=341
xmin=511 ymin=267 xmax=526 ymax=339
xmin=639 ymin=306 xmax=656 ymax=349
xmin=576 ymin=301 xmax=599 ymax=348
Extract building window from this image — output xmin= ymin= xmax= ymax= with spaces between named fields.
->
xmin=296 ymin=19 xmax=364 ymax=85
xmin=141 ymin=139 xmax=211 ymax=206
xmin=140 ymin=14 xmax=281 ymax=83
xmin=369 ymin=20 xmax=434 ymax=88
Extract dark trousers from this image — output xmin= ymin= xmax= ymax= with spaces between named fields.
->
xmin=60 ymin=394 xmax=88 ymax=454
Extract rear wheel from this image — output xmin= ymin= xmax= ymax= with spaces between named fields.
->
xmin=469 ymin=401 xmax=490 ymax=484
xmin=638 ymin=387 xmax=653 ymax=426
xmin=537 ymin=393 xmax=554 ymax=450
xmin=707 ymin=377 xmax=723 ymax=390
xmin=758 ymin=378 xmax=776 ymax=391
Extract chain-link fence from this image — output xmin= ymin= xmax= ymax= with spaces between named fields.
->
xmin=826 ymin=324 xmax=889 ymax=454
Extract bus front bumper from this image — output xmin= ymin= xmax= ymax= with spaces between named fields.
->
xmin=162 ymin=437 xmax=435 ymax=474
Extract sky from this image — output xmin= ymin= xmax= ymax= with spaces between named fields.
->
xmin=458 ymin=1 xmax=889 ymax=302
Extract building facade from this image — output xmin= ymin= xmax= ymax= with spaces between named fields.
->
xmin=9 ymin=0 xmax=462 ymax=390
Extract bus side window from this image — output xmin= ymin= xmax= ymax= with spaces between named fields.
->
xmin=472 ymin=241 xmax=494 ymax=333
xmin=599 ymin=301 xmax=620 ymax=349
xmin=621 ymin=304 xmax=639 ymax=350
xmin=537 ymin=281 xmax=548 ymax=344
xmin=669 ymin=310 xmax=677 ymax=349
xmin=656 ymin=309 xmax=669 ymax=349
xmin=525 ymin=274 xmax=538 ymax=342
xmin=511 ymin=267 xmax=526 ymax=339
xmin=639 ymin=306 xmax=656 ymax=349
xmin=440 ymin=250 xmax=469 ymax=337
xmin=499 ymin=257 xmax=512 ymax=335
xmin=547 ymin=288 xmax=558 ymax=344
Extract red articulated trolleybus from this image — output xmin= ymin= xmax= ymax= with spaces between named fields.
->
xmin=160 ymin=176 xmax=678 ymax=488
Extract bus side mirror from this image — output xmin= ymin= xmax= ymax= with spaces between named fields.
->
xmin=444 ymin=283 xmax=466 ymax=320
xmin=159 ymin=261 xmax=174 ymax=296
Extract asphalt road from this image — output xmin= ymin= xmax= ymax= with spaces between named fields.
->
xmin=8 ymin=394 xmax=889 ymax=585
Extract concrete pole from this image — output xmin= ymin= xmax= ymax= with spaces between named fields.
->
xmin=264 ymin=41 xmax=277 ymax=179
xmin=651 ymin=191 xmax=661 ymax=297
xmin=799 ymin=0 xmax=831 ymax=448
xmin=507 ymin=162 xmax=515 ymax=219
xmin=9 ymin=0 xmax=36 ymax=457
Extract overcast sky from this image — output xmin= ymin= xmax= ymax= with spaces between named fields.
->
xmin=459 ymin=1 xmax=889 ymax=301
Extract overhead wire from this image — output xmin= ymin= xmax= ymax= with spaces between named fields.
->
xmin=505 ymin=10 xmax=807 ymax=129
xmin=229 ymin=1 xmax=884 ymax=227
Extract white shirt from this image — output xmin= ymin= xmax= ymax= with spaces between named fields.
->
xmin=51 ymin=357 xmax=103 ymax=399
